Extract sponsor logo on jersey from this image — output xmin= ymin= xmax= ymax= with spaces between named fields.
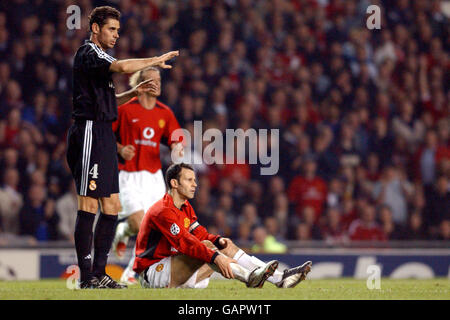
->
xmin=170 ymin=223 xmax=180 ymax=236
xmin=184 ymin=218 xmax=190 ymax=228
xmin=156 ymin=264 xmax=164 ymax=272
xmin=89 ymin=180 xmax=97 ymax=191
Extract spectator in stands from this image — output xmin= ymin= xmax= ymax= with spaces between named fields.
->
xmin=19 ymin=184 xmax=59 ymax=241
xmin=251 ymin=226 xmax=287 ymax=254
xmin=378 ymin=205 xmax=404 ymax=240
xmin=288 ymin=157 xmax=327 ymax=222
xmin=55 ymin=182 xmax=77 ymax=243
xmin=321 ymin=207 xmax=348 ymax=245
xmin=424 ymin=175 xmax=450 ymax=237
xmin=0 ymin=168 xmax=23 ymax=234
xmin=348 ymin=204 xmax=387 ymax=241
xmin=372 ymin=165 xmax=414 ymax=226
xmin=403 ymin=211 xmax=428 ymax=240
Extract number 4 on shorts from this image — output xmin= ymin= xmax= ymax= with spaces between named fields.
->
xmin=89 ymin=163 xmax=99 ymax=179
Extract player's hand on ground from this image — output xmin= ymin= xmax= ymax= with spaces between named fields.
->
xmin=154 ymin=50 xmax=179 ymax=69
xmin=214 ymin=254 xmax=237 ymax=279
xmin=120 ymin=145 xmax=136 ymax=160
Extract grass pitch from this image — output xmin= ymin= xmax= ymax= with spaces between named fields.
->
xmin=0 ymin=278 xmax=448 ymax=300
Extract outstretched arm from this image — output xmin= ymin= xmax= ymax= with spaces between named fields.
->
xmin=110 ymin=51 xmax=179 ymax=74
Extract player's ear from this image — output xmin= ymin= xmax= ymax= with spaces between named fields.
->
xmin=92 ymin=22 xmax=100 ymax=34
xmin=170 ymin=178 xmax=178 ymax=189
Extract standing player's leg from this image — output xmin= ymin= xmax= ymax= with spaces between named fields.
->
xmin=66 ymin=121 xmax=101 ymax=288
xmin=74 ymin=195 xmax=98 ymax=288
xmin=87 ymin=122 xmax=126 ymax=288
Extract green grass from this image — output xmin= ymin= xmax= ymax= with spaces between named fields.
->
xmin=0 ymin=278 xmax=449 ymax=300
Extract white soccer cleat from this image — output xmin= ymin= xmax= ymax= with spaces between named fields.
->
xmin=112 ymin=223 xmax=129 ymax=260
xmin=277 ymin=260 xmax=312 ymax=288
xmin=246 ymin=260 xmax=279 ymax=288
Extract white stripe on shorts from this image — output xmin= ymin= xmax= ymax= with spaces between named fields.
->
xmin=80 ymin=120 xmax=93 ymax=195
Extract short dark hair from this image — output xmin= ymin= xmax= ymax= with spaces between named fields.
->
xmin=165 ymin=163 xmax=195 ymax=189
xmin=88 ymin=6 xmax=121 ymax=31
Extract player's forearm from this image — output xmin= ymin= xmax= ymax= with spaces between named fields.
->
xmin=116 ymin=88 xmax=137 ymax=106
xmin=110 ymin=57 xmax=159 ymax=74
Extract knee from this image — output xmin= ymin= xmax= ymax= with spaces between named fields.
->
xmin=78 ymin=198 xmax=99 ymax=213
xmin=101 ymin=199 xmax=121 ymax=214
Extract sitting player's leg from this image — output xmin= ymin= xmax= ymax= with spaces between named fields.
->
xmin=202 ymin=240 xmax=279 ymax=288
xmin=222 ymin=239 xmax=312 ymax=288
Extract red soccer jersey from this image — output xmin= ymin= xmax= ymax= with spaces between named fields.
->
xmin=133 ymin=193 xmax=221 ymax=274
xmin=112 ymin=97 xmax=182 ymax=173
xmin=287 ymin=175 xmax=328 ymax=221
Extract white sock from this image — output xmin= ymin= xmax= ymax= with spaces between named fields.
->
xmin=233 ymin=249 xmax=283 ymax=284
xmin=208 ymin=253 xmax=250 ymax=283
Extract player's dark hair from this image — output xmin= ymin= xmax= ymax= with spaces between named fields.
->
xmin=165 ymin=163 xmax=195 ymax=189
xmin=88 ymin=6 xmax=121 ymax=32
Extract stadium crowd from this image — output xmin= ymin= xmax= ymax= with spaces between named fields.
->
xmin=0 ymin=0 xmax=448 ymax=249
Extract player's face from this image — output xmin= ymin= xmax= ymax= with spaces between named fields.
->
xmin=97 ymin=18 xmax=120 ymax=49
xmin=177 ymin=168 xmax=197 ymax=199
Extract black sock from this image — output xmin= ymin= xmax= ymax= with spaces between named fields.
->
xmin=92 ymin=213 xmax=118 ymax=277
xmin=74 ymin=210 xmax=96 ymax=282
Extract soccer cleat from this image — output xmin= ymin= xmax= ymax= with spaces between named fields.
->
xmin=277 ymin=260 xmax=312 ymax=288
xmin=246 ymin=260 xmax=279 ymax=288
xmin=78 ymin=277 xmax=101 ymax=289
xmin=96 ymin=274 xmax=128 ymax=289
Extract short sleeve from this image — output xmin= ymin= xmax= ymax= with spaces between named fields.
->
xmin=82 ymin=44 xmax=116 ymax=77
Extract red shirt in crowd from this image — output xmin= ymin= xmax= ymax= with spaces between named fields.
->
xmin=111 ymin=97 xmax=181 ymax=173
xmin=348 ymin=219 xmax=387 ymax=241
xmin=133 ymin=193 xmax=221 ymax=274
xmin=288 ymin=175 xmax=327 ymax=221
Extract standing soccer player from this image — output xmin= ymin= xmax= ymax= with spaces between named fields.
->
xmin=111 ymin=67 xmax=184 ymax=284
xmin=134 ymin=163 xmax=312 ymax=289
xmin=66 ymin=6 xmax=178 ymax=289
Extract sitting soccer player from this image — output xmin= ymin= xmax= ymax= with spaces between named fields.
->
xmin=133 ymin=163 xmax=312 ymax=288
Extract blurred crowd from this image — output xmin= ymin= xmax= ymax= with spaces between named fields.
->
xmin=0 ymin=0 xmax=449 ymax=249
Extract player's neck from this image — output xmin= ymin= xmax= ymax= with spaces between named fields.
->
xmin=90 ymin=35 xmax=106 ymax=51
xmin=169 ymin=190 xmax=186 ymax=209
xmin=138 ymin=94 xmax=156 ymax=110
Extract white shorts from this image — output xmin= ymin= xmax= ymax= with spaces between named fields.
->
xmin=139 ymin=256 xmax=210 ymax=289
xmin=118 ymin=170 xmax=166 ymax=220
